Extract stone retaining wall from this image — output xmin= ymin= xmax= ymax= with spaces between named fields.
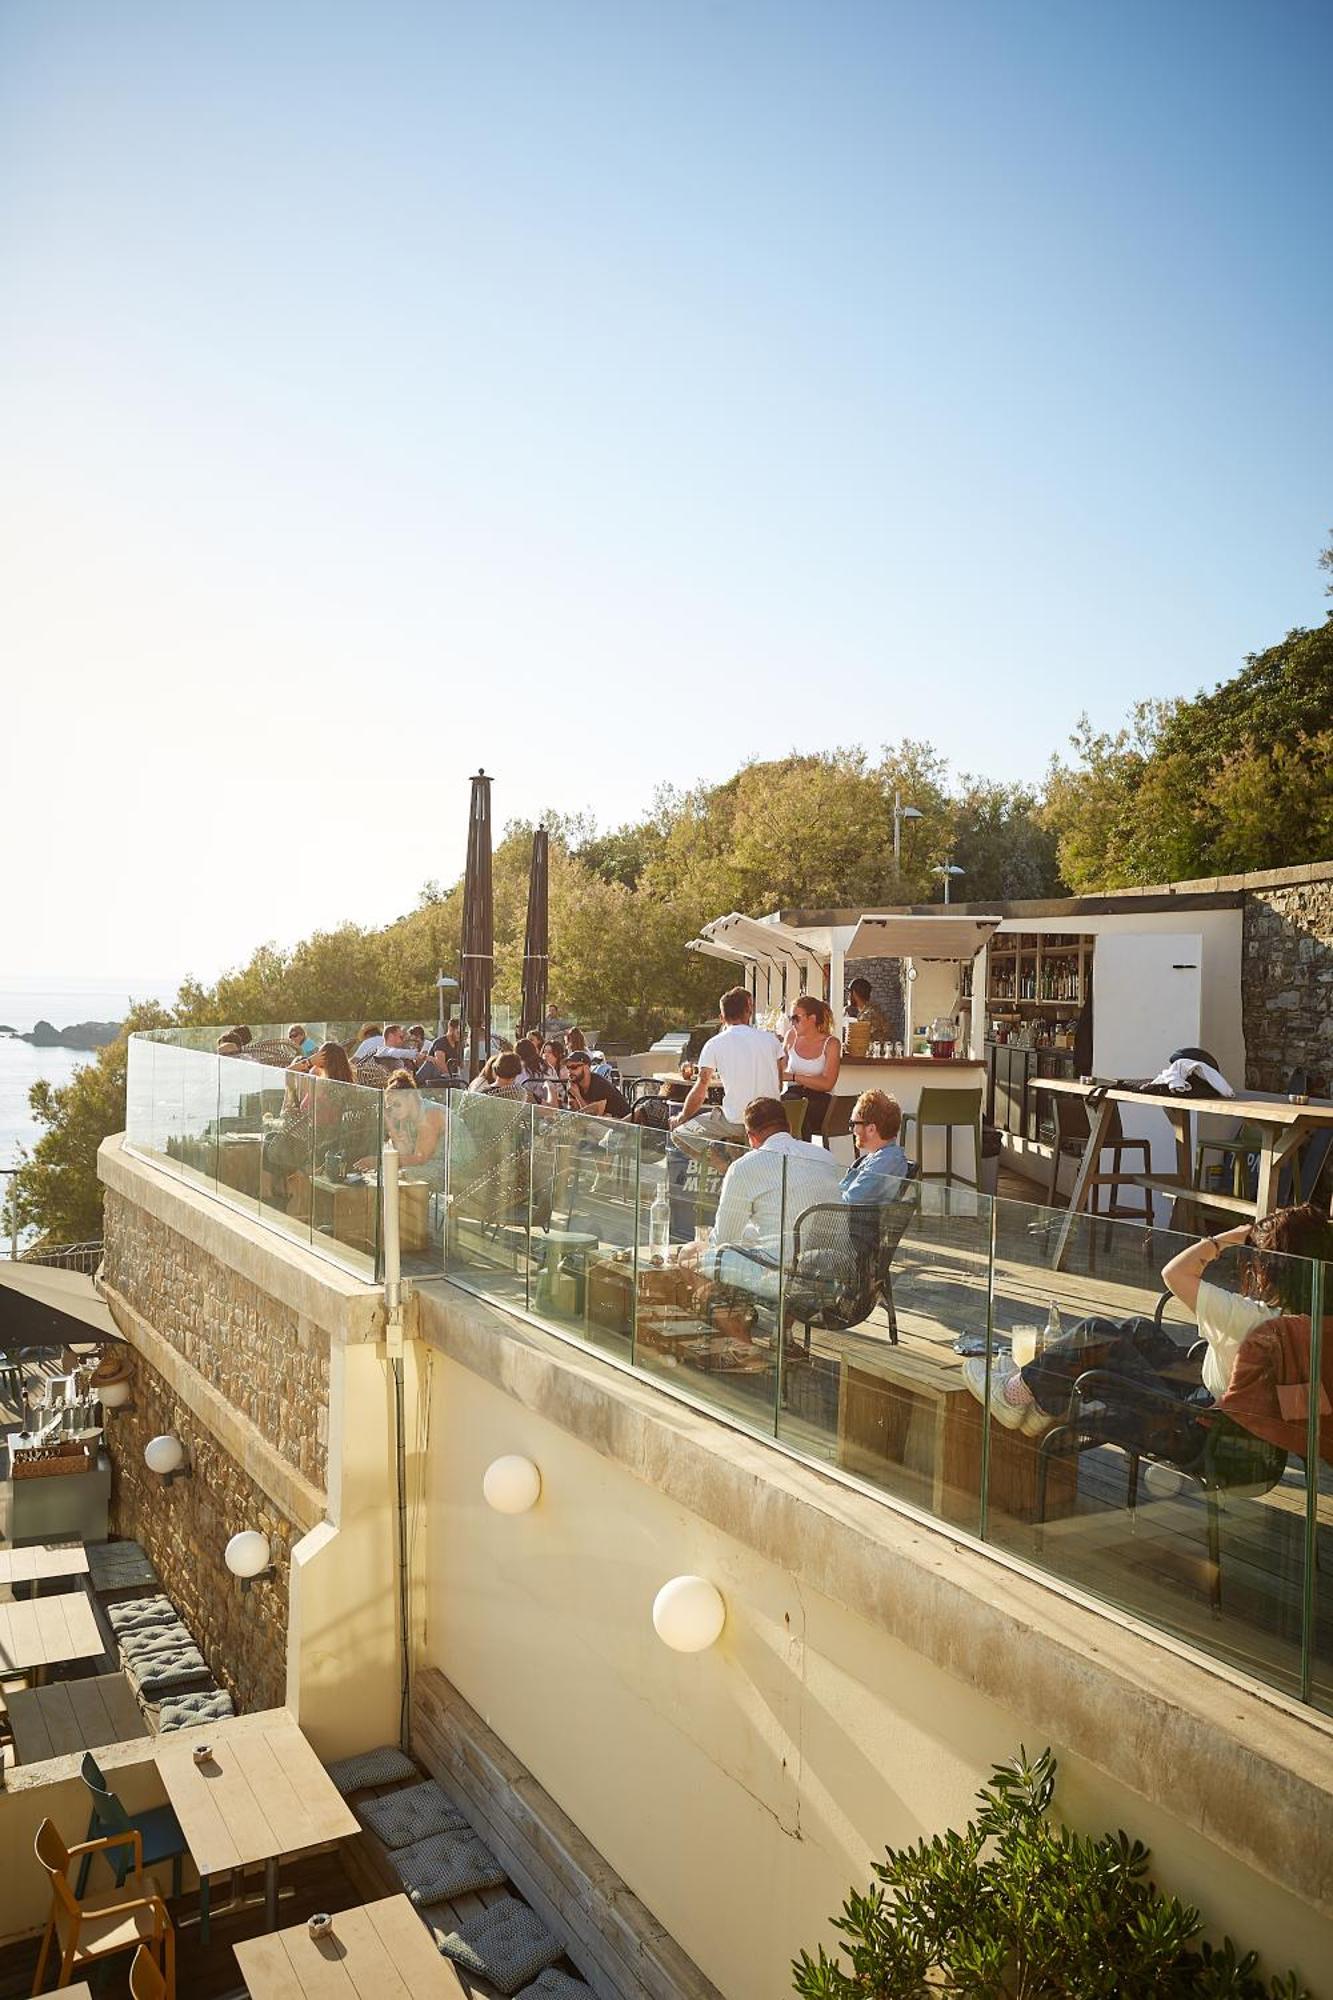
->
xmin=1242 ymin=882 xmax=1333 ymax=1094
xmin=107 ymin=1346 xmax=290 ymax=1712
xmin=102 ymin=1188 xmax=329 ymax=1489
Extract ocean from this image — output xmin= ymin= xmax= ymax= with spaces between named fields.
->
xmin=0 ymin=975 xmax=179 ymax=1237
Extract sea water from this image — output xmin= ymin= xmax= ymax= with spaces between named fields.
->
xmin=0 ymin=975 xmax=178 ymax=1237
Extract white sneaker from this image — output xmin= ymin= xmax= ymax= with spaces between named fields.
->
xmin=960 ymin=1355 xmax=1029 ymax=1431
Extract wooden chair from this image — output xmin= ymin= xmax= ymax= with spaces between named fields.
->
xmin=1048 ymin=1094 xmax=1152 ymax=1236
xmin=130 ymin=1940 xmax=170 ymax=1999
xmin=31 ymin=1817 xmax=175 ymax=1999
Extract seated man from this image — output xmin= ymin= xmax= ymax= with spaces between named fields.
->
xmin=416 ymin=1036 xmax=459 ymax=1087
xmin=840 ymin=1089 xmax=911 ymax=1202
xmin=352 ymin=1022 xmax=385 ymax=1061
xmin=566 ymin=1050 xmax=628 ymax=1120
xmin=685 ymin=1096 xmax=843 ymax=1308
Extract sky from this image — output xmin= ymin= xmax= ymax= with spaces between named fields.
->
xmin=2 ymin=0 xmax=1329 ymax=992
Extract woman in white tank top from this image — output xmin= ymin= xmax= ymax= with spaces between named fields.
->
xmin=781 ymin=995 xmax=841 ymax=1139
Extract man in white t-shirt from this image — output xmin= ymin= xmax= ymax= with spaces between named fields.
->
xmin=667 ymin=986 xmax=784 ymax=1238
xmin=679 ymin=1095 xmax=843 ymax=1310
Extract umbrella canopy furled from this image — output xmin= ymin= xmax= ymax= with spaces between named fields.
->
xmin=459 ymin=770 xmax=494 ymax=1079
xmin=520 ymin=827 xmax=550 ymax=1038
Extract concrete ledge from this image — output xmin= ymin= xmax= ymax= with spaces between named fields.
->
xmin=414 ymin=1669 xmax=724 ymax=2000
xmin=419 ymin=1280 xmax=1333 ymax=1922
xmin=99 ymin=1133 xmax=385 ymax=1344
xmin=102 ymin=1275 xmax=326 ymax=1531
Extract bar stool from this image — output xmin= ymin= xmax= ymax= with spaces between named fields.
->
xmin=782 ymin=1096 xmax=808 ymax=1139
xmin=902 ymin=1087 xmax=984 ymax=1190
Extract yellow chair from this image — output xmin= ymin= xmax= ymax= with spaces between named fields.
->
xmin=31 ymin=1818 xmax=175 ymax=1999
xmin=131 ymin=1939 xmax=170 ymax=1999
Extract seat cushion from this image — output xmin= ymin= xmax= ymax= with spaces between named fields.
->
xmin=154 ymin=1687 xmax=236 ymax=1732
xmin=391 ymin=1826 xmax=506 ymax=1904
xmin=106 ymin=1595 xmax=177 ymax=1635
xmin=517 ymin=1973 xmax=591 ymax=1998
xmin=357 ymin=1778 xmax=470 ymax=1849
xmin=325 ymin=1744 xmax=417 ymax=1794
xmin=435 ymin=1896 xmax=563 ymax=1995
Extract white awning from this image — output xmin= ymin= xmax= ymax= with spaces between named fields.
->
xmin=844 ymin=914 xmax=1003 ymax=962
xmin=0 ymin=1260 xmax=119 ymax=1338
xmin=695 ymin=913 xmax=830 ymax=969
xmin=685 ymin=936 xmax=748 ymax=964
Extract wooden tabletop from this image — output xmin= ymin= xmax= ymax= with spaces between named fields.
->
xmin=0 ymin=1591 xmax=103 ymax=1674
xmin=48 ymin=1985 xmax=93 ymax=1998
xmin=0 ymin=1541 xmax=90 ymax=1587
xmin=7 ymin=1670 xmax=147 ymax=1764
xmin=234 ymin=1893 xmax=465 ymax=1998
xmin=1034 ymin=1077 xmax=1333 ymax=1126
xmin=156 ymin=1715 xmax=358 ymax=1876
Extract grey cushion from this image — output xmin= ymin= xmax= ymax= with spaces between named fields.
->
xmin=517 ymin=1973 xmax=590 ymax=1999
xmin=392 ymin=1827 xmax=506 ymax=1904
xmin=121 ymin=1634 xmax=211 ymax=1697
xmin=358 ymin=1779 xmax=470 ymax=1849
xmin=155 ymin=1687 xmax=236 ymax=1732
xmin=435 ymin=1896 xmax=563 ymax=1995
xmin=107 ymin=1595 xmax=177 ymax=1634
xmin=326 ymin=1744 xmax=417 ymax=1795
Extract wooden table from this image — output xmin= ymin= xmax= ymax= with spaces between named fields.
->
xmin=6 ymin=1669 xmax=147 ymax=1764
xmin=0 ymin=1541 xmax=89 ymax=1594
xmin=48 ymin=1985 xmax=93 ymax=1998
xmin=156 ymin=1716 xmax=358 ymax=1935
xmin=1034 ymin=1079 xmax=1333 ymax=1270
xmin=0 ymin=1590 xmax=103 ymax=1682
xmin=234 ymin=1893 xmax=466 ymax=1998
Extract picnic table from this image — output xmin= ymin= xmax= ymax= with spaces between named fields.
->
xmin=0 ymin=1541 xmax=89 ymax=1594
xmin=0 ymin=1591 xmax=103 ymax=1683
xmin=6 ymin=1669 xmax=147 ymax=1764
xmin=1033 ymin=1079 xmax=1333 ymax=1271
xmin=234 ymin=1893 xmax=466 ymax=1998
xmin=155 ymin=1714 xmax=358 ymax=1935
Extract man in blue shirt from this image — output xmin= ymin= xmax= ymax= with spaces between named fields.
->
xmin=841 ymin=1089 xmax=912 ymax=1202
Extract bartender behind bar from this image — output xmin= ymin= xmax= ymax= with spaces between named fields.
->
xmin=845 ymin=976 xmax=891 ymax=1047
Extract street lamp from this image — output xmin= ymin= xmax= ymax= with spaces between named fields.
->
xmin=935 ymin=863 xmax=965 ymax=905
xmin=892 ymin=792 xmax=923 ymax=880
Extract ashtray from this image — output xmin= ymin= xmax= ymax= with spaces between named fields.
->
xmin=308 ymin=1912 xmax=334 ymax=1941
xmin=1289 ymin=1093 xmax=1310 ymax=1105
xmin=192 ymin=1744 xmax=212 ymax=1766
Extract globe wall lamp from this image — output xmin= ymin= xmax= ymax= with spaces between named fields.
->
xmin=652 ymin=1575 xmax=726 ymax=1653
xmin=144 ymin=1434 xmax=190 ymax=1485
xmin=483 ymin=1455 xmax=542 ymax=1514
xmin=225 ymin=1530 xmax=275 ymax=1592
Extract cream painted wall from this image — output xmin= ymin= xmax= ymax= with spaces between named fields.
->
xmin=288 ymin=1337 xmax=428 ymax=1759
xmin=423 ymin=1355 xmax=1331 ymax=2000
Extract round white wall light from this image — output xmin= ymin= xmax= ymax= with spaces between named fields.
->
xmin=652 ymin=1575 xmax=726 ymax=1653
xmin=98 ymin=1377 xmax=132 ymax=1410
xmin=144 ymin=1434 xmax=187 ymax=1477
xmin=483 ymin=1455 xmax=541 ymax=1514
xmin=224 ymin=1530 xmax=273 ymax=1580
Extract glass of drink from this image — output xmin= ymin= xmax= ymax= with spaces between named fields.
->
xmin=1010 ymin=1325 xmax=1041 ymax=1369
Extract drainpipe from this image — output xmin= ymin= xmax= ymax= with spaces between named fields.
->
xmin=381 ymin=1142 xmax=412 ymax=1753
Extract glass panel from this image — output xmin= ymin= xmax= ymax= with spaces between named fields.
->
xmin=377 ymin=1077 xmax=446 ymax=1279
xmin=171 ymin=1048 xmax=220 ymax=1194
xmin=531 ymin=1103 xmax=640 ymax=1363
xmin=444 ymin=1090 xmax=532 ymax=1312
xmin=214 ymin=1047 xmax=266 ymax=1218
xmin=988 ymin=1194 xmax=1312 ymax=1703
xmin=304 ymin=1072 xmax=384 ymax=1278
xmin=1311 ymin=1260 xmax=1333 ymax=1715
xmin=124 ymin=1035 xmax=156 ymax=1158
xmin=775 ymin=1177 xmax=994 ymax=1535
xmin=624 ymin=1125 xmax=780 ymax=1426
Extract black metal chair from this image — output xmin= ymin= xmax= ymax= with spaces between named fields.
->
xmin=780 ymin=1169 xmax=920 ymax=1352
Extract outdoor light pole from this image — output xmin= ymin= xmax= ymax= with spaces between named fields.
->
xmin=892 ymin=791 xmax=923 ymax=880
xmin=936 ymin=863 xmax=965 ymax=905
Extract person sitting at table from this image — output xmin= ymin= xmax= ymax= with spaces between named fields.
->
xmin=1160 ymin=1202 xmax=1333 ymax=1400
xmin=515 ymin=1036 xmax=556 ymax=1104
xmin=781 ymin=995 xmax=841 ymax=1138
xmin=541 ymin=1038 xmax=569 ymax=1097
xmin=287 ymin=1023 xmax=318 ymax=1059
xmin=441 ymin=1018 xmax=466 ymax=1070
xmin=679 ymin=1096 xmax=843 ymax=1314
xmin=407 ymin=1024 xmax=428 ymax=1059
xmin=262 ymin=1043 xmax=355 ymax=1205
xmin=473 ymin=1052 xmax=530 ymax=1100
xmin=357 ymin=1070 xmax=448 ymax=1187
xmin=369 ymin=1024 xmax=411 ymax=1068
xmin=216 ymin=1035 xmax=243 ymax=1056
xmin=416 ymin=1037 xmax=458 ymax=1087
xmin=566 ymin=1049 xmax=628 ymax=1120
xmin=840 ymin=1090 xmax=911 ymax=1202
xmin=352 ymin=1022 xmax=385 ymax=1060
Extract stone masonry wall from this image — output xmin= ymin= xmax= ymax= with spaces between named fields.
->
xmin=846 ymin=956 xmax=906 ymax=1041
xmin=102 ymin=1189 xmax=329 ymax=1488
xmin=1242 ymin=883 xmax=1333 ymax=1094
xmin=107 ymin=1345 xmax=290 ymax=1711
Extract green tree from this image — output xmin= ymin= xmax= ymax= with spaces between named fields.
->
xmin=949 ymin=779 xmax=1065 ymax=901
xmin=793 ymin=1748 xmax=1307 ymax=2000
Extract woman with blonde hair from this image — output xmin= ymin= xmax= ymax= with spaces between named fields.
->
xmin=780 ymin=994 xmax=841 ymax=1138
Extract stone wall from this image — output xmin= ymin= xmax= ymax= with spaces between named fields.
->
xmin=106 ymin=1345 xmax=290 ymax=1711
xmin=102 ymin=1189 xmax=329 ymax=1489
xmin=1242 ymin=881 xmax=1333 ymax=1094
xmin=846 ymin=956 xmax=906 ymax=1040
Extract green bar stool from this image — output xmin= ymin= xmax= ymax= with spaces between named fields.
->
xmin=902 ymin=1086 xmax=984 ymax=1190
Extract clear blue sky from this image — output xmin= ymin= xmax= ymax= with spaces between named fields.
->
xmin=2 ymin=0 xmax=1329 ymax=985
